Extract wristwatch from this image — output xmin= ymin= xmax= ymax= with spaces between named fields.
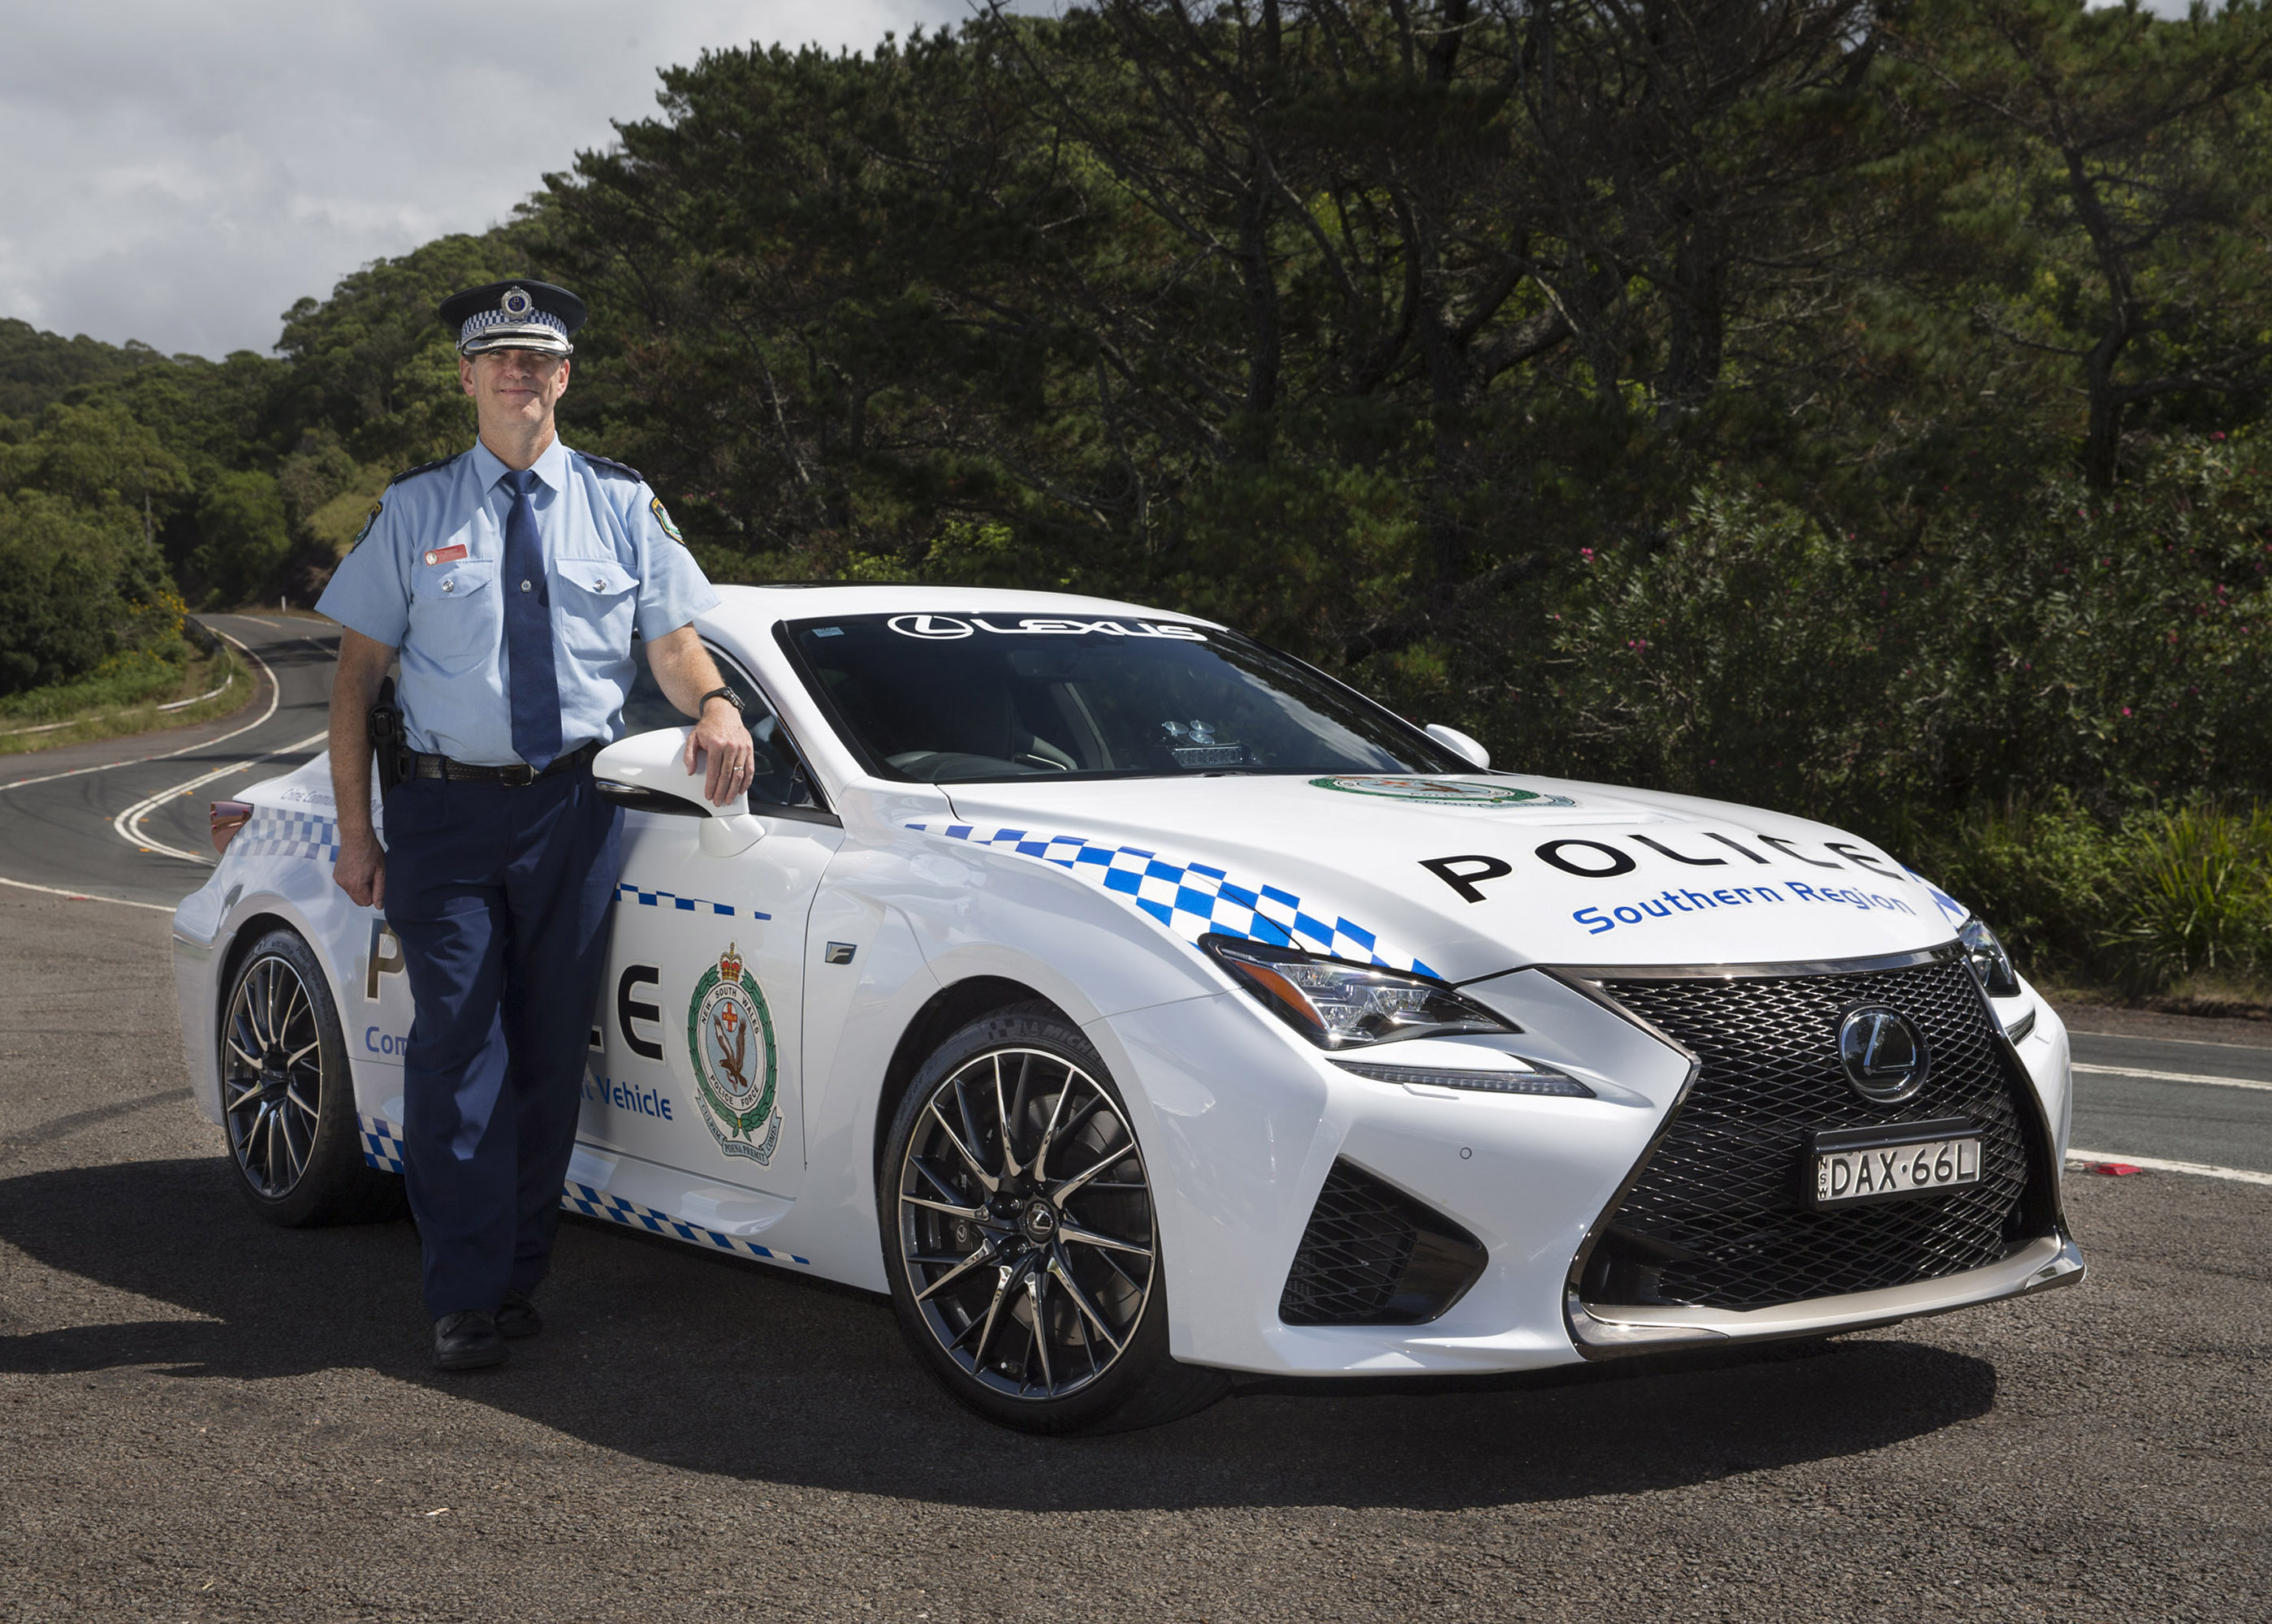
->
xmin=698 ymin=685 xmax=745 ymax=718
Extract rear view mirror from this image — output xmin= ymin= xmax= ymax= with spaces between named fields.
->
xmin=595 ymin=728 xmax=763 ymax=855
xmin=1424 ymin=723 xmax=1491 ymax=771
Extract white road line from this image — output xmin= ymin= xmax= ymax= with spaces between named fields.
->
xmin=2071 ymin=1063 xmax=2272 ymax=1095
xmin=2068 ymin=1149 xmax=2272 ymax=1188
xmin=112 ymin=727 xmax=330 ymax=864
xmin=156 ymin=671 xmax=237 ymax=711
xmin=2069 ymin=1028 xmax=2272 ymax=1055
xmin=0 ymin=875 xmax=173 ymax=914
xmin=0 ymin=628 xmax=282 ymax=795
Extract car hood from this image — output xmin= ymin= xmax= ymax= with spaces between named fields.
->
xmin=927 ymin=772 xmax=1967 ymax=983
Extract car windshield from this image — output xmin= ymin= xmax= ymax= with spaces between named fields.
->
xmin=782 ymin=611 xmax=1470 ymax=784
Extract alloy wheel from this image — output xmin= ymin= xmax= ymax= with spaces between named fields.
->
xmin=895 ymin=1047 xmax=1155 ymax=1401
xmin=222 ymin=952 xmax=326 ymax=1199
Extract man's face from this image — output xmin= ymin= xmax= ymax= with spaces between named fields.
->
xmin=459 ymin=347 xmax=570 ymax=437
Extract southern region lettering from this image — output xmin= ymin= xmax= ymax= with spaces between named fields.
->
xmin=1572 ymin=880 xmax=1916 ymax=935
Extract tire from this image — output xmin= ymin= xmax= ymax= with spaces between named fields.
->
xmin=879 ymin=1002 xmax=1229 ymax=1435
xmin=218 ymin=927 xmax=404 ymax=1226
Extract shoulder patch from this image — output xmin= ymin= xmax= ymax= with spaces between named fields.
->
xmin=650 ymin=495 xmax=685 ymax=545
xmin=579 ymin=451 xmax=646 ymax=482
xmin=386 ymin=454 xmax=461 ymax=490
xmin=351 ymin=499 xmax=387 ymax=551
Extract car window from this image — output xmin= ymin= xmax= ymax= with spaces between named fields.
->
xmin=621 ymin=641 xmax=818 ymax=809
xmin=780 ymin=612 xmax=1469 ymax=784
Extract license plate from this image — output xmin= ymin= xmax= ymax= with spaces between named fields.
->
xmin=1808 ymin=1117 xmax=1983 ymax=1209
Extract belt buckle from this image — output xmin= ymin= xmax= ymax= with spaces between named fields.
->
xmin=499 ymin=762 xmax=536 ymax=788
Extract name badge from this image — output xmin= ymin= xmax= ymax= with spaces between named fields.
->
xmin=424 ymin=545 xmax=469 ymax=566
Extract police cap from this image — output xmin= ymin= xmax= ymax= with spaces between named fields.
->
xmin=439 ymin=279 xmax=587 ymax=357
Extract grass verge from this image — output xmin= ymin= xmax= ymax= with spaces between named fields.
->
xmin=0 ymin=646 xmax=252 ymax=756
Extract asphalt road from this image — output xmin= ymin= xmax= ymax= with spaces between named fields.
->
xmin=2 ymin=888 xmax=2267 ymax=1622
xmin=0 ymin=613 xmax=335 ymax=909
xmin=2068 ymin=1021 xmax=2272 ymax=1177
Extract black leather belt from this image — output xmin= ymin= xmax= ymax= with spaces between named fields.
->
xmin=409 ymin=739 xmax=601 ymax=787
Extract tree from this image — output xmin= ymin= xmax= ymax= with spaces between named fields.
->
xmin=1892 ymin=0 xmax=2272 ymax=486
xmin=192 ymin=470 xmax=294 ymax=606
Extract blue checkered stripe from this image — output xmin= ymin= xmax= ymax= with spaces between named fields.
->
xmin=562 ymin=1182 xmax=810 ymax=1267
xmin=911 ymin=823 xmax=1436 ymax=978
xmin=236 ymin=809 xmax=342 ymax=863
xmin=360 ymin=1114 xmax=406 ymax=1173
xmin=356 ymin=1117 xmax=810 ymax=1268
xmin=616 ymin=882 xmax=767 ymax=920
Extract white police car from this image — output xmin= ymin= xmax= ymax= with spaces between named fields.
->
xmin=171 ymin=585 xmax=2082 ymax=1432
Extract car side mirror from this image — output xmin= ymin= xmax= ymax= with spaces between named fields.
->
xmin=594 ymin=728 xmax=765 ymax=857
xmin=1424 ymin=723 xmax=1491 ymax=771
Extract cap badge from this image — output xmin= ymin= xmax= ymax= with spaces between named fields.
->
xmin=499 ymin=285 xmax=534 ymax=320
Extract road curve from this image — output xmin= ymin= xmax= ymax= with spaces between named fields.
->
xmin=0 ymin=614 xmax=336 ymax=909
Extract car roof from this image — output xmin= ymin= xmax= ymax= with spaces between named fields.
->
xmin=711 ymin=582 xmax=1226 ymax=631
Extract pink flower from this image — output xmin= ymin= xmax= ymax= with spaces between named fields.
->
xmin=2121 ymin=706 xmax=2132 ymax=717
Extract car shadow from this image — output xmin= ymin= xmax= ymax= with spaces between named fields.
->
xmin=0 ymin=1158 xmax=1998 ymax=1512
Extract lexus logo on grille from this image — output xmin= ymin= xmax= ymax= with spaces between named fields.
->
xmin=1838 ymin=1005 xmax=1929 ymax=1104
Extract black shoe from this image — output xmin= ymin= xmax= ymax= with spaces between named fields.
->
xmin=434 ymin=1310 xmax=506 ymax=1371
xmin=496 ymin=1290 xmax=542 ymax=1340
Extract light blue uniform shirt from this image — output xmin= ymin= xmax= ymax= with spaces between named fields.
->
xmin=317 ymin=439 xmax=720 ymax=766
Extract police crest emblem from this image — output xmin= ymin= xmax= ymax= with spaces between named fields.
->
xmin=686 ymin=943 xmax=781 ymax=1164
xmin=650 ymin=495 xmax=684 ymax=544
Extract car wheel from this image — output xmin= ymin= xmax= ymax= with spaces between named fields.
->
xmin=219 ymin=927 xmax=403 ymax=1226
xmin=880 ymin=1001 xmax=1229 ymax=1434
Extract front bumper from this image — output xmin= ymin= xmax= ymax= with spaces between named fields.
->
xmin=1569 ymin=1228 xmax=2085 ymax=1355
xmin=1096 ymin=952 xmax=2081 ymax=1380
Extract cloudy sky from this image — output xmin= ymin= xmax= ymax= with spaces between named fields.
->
xmin=0 ymin=2 xmax=1011 ymax=359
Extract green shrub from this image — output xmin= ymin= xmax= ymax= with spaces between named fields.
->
xmin=2105 ymin=802 xmax=2272 ymax=991
xmin=1905 ymin=790 xmax=2134 ymax=979
xmin=0 ymin=490 xmax=171 ymax=697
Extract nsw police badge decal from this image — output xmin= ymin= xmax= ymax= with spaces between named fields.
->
xmin=686 ymin=943 xmax=781 ymax=1164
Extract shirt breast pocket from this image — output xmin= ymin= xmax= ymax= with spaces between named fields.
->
xmin=408 ymin=558 xmax=500 ymax=672
xmin=553 ymin=559 xmax=641 ymax=663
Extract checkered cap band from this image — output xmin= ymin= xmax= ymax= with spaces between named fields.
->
xmin=456 ymin=306 xmax=571 ymax=352
xmin=908 ymin=823 xmax=1436 ymax=978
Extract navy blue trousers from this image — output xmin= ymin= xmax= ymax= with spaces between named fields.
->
xmin=383 ymin=768 xmax=622 ymax=1320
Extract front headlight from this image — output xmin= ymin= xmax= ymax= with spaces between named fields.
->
xmin=1959 ymin=917 xmax=2022 ymax=997
xmin=1203 ymin=935 xmax=1518 ymax=1048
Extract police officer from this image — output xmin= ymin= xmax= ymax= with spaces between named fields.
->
xmin=317 ymin=279 xmax=756 ymax=1371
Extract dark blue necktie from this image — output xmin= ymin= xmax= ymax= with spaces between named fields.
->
xmin=502 ymin=469 xmax=564 ymax=771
